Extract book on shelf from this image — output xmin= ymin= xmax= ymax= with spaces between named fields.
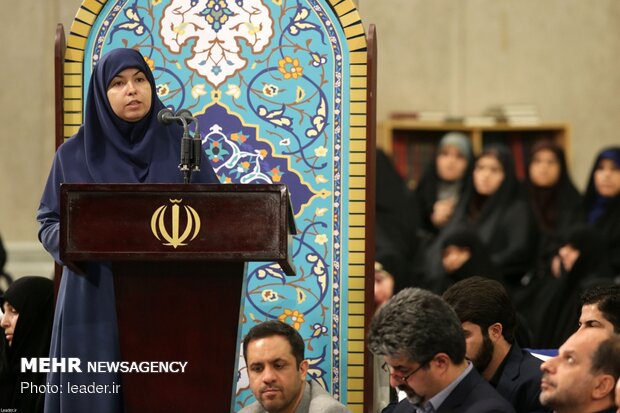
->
xmin=497 ymin=115 xmax=541 ymax=126
xmin=486 ymin=103 xmax=540 ymax=126
xmin=390 ymin=111 xmax=420 ymax=120
xmin=486 ymin=103 xmax=538 ymax=116
xmin=392 ymin=135 xmax=409 ymax=179
xmin=389 ymin=111 xmax=448 ymax=122
xmin=391 ymin=136 xmax=437 ymax=188
xmin=445 ymin=115 xmax=497 ymax=127
xmin=415 ymin=111 xmax=448 ymax=122
xmin=509 ymin=138 xmax=525 ymax=179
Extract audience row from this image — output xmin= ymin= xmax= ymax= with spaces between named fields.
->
xmin=375 ymin=136 xmax=620 ymax=347
xmin=371 ymin=282 xmax=620 ymax=413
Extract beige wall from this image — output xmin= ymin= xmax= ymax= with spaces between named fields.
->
xmin=359 ymin=0 xmax=620 ymax=188
xmin=0 ymin=0 xmax=81 ymax=274
xmin=0 ymin=0 xmax=618 ymax=254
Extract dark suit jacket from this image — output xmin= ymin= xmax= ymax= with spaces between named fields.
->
xmin=382 ymin=368 xmax=515 ymax=413
xmin=495 ymin=344 xmax=549 ymax=413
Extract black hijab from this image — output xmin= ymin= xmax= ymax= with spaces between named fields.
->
xmin=534 ymin=226 xmax=614 ymax=347
xmin=0 ymin=236 xmax=6 ymax=276
xmin=524 ymin=141 xmax=582 ymax=277
xmin=525 ymin=140 xmax=581 ymax=232
xmin=415 ymin=132 xmax=473 ymax=235
xmin=0 ymin=236 xmax=11 ymax=295
xmin=466 ymin=145 xmax=520 ymax=224
xmin=449 ymin=144 xmax=538 ymax=285
xmin=375 ymin=149 xmax=419 ymax=291
xmin=583 ymin=147 xmax=620 ymax=275
xmin=0 ymin=276 xmax=54 ymax=412
xmin=584 ymin=147 xmax=620 ymax=224
xmin=42 ymin=48 xmax=218 ymax=187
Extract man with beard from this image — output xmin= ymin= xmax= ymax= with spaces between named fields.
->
xmin=540 ymin=328 xmax=617 ymax=413
xmin=368 ymin=288 xmax=514 ymax=413
xmin=239 ymin=320 xmax=350 ymax=413
xmin=443 ymin=276 xmax=548 ymax=413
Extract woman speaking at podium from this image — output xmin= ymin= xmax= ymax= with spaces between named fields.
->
xmin=36 ymin=48 xmax=218 ymax=413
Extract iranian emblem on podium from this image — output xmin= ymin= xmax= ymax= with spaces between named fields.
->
xmin=150 ymin=199 xmax=201 ymax=248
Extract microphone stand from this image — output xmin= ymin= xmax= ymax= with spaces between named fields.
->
xmin=191 ymin=127 xmax=202 ymax=174
xmin=188 ymin=115 xmax=202 ymax=175
xmin=157 ymin=108 xmax=200 ymax=184
xmin=177 ymin=117 xmax=192 ymax=184
xmin=176 ymin=109 xmax=202 ymax=183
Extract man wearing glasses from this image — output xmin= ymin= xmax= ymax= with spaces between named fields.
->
xmin=368 ymin=288 xmax=515 ymax=413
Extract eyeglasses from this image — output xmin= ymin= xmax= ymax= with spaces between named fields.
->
xmin=381 ymin=358 xmax=431 ymax=383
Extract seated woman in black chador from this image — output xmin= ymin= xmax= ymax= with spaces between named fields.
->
xmin=432 ymin=145 xmax=538 ymax=291
xmin=414 ymin=132 xmax=473 ymax=238
xmin=0 ymin=276 xmax=54 ymax=412
xmin=374 ymin=149 xmax=419 ymax=305
xmin=582 ymin=146 xmax=620 ymax=277
xmin=525 ymin=140 xmax=582 ymax=279
xmin=438 ymin=227 xmax=501 ymax=292
xmin=533 ymin=225 xmax=614 ymax=348
xmin=0 ymin=235 xmax=13 ymax=294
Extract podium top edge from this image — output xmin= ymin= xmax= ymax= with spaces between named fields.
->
xmin=60 ymin=183 xmax=290 ymax=193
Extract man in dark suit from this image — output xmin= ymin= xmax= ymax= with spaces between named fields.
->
xmin=443 ymin=277 xmax=549 ymax=413
xmin=578 ymin=285 xmax=620 ymax=334
xmin=368 ymin=288 xmax=515 ymax=413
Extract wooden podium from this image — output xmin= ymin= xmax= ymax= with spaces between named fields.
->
xmin=60 ymin=183 xmax=296 ymax=412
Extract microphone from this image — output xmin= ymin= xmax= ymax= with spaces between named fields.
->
xmin=175 ymin=109 xmax=195 ymax=125
xmin=158 ymin=107 xmax=201 ymax=181
xmin=176 ymin=109 xmax=202 ymax=172
xmin=157 ymin=108 xmax=178 ymax=125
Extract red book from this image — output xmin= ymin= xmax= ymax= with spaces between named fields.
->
xmin=511 ymin=138 xmax=525 ymax=179
xmin=392 ymin=135 xmax=408 ymax=180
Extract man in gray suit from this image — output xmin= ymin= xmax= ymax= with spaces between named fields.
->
xmin=239 ymin=320 xmax=350 ymax=413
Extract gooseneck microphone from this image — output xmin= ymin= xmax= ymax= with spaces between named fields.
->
xmin=175 ymin=109 xmax=202 ymax=172
xmin=157 ymin=108 xmax=179 ymax=125
xmin=157 ymin=108 xmax=195 ymax=183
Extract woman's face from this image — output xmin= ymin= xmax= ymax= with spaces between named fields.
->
xmin=106 ymin=68 xmax=152 ymax=122
xmin=529 ymin=148 xmax=561 ymax=188
xmin=473 ymin=155 xmax=505 ymax=196
xmin=1 ymin=301 xmax=18 ymax=346
xmin=594 ymin=158 xmax=620 ymax=198
xmin=436 ymin=145 xmax=468 ymax=181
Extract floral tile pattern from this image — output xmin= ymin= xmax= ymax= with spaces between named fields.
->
xmin=81 ymin=0 xmax=358 ymax=409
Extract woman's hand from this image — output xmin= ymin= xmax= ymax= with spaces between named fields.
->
xmin=431 ymin=198 xmax=455 ymax=228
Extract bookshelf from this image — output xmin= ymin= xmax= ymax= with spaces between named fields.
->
xmin=378 ymin=119 xmax=571 ymax=188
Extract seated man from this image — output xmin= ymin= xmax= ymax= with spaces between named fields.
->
xmin=578 ymin=285 xmax=620 ymax=333
xmin=240 ymin=320 xmax=350 ymax=413
xmin=368 ymin=287 xmax=515 ymax=413
xmin=604 ymin=336 xmax=620 ymax=413
xmin=443 ymin=277 xmax=549 ymax=413
xmin=540 ymin=328 xmax=617 ymax=413
xmin=616 ymin=374 xmax=620 ymax=413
